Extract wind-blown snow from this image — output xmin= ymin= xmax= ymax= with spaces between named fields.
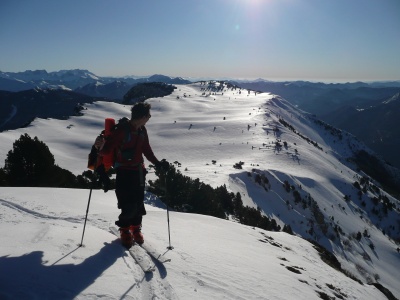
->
xmin=0 ymin=82 xmax=399 ymax=299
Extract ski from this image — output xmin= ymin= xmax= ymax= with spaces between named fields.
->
xmin=110 ymin=226 xmax=155 ymax=273
xmin=139 ymin=240 xmax=172 ymax=263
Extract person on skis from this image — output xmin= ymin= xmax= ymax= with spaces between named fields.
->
xmin=95 ymin=102 xmax=169 ymax=248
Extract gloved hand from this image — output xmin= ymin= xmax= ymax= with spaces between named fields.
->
xmin=95 ymin=164 xmax=111 ymax=193
xmin=155 ymin=159 xmax=170 ymax=173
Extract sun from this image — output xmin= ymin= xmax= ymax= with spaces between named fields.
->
xmin=241 ymin=0 xmax=268 ymax=5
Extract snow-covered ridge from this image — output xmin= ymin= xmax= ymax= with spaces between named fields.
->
xmin=0 ymin=105 xmax=17 ymax=128
xmin=383 ymin=92 xmax=400 ymax=104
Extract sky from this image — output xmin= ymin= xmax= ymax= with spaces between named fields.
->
xmin=1 ymin=0 xmax=400 ymax=82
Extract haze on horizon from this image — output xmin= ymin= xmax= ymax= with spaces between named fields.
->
xmin=1 ymin=0 xmax=399 ymax=83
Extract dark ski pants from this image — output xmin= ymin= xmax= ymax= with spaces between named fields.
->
xmin=114 ymin=169 xmax=146 ymax=228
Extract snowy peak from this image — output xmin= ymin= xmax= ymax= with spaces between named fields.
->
xmin=54 ymin=69 xmax=100 ymax=81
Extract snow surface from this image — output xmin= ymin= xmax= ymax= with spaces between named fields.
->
xmin=0 ymin=187 xmax=388 ymax=300
xmin=1 ymin=82 xmax=399 ymax=299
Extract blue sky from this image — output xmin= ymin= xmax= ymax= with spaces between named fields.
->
xmin=1 ymin=0 xmax=399 ymax=82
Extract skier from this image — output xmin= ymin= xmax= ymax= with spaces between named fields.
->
xmin=95 ymin=102 xmax=169 ymax=248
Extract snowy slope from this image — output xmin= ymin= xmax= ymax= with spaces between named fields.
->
xmin=0 ymin=187 xmax=388 ymax=300
xmin=0 ymin=82 xmax=399 ymax=299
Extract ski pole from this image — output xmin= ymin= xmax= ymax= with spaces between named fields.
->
xmin=164 ymin=172 xmax=174 ymax=250
xmin=79 ymin=175 xmax=96 ymax=247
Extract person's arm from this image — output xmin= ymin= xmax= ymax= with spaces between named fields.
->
xmin=141 ymin=127 xmax=159 ymax=165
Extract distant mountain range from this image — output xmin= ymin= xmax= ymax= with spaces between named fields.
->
xmin=0 ymin=88 xmax=104 ymax=131
xmin=0 ymin=69 xmax=191 ymax=100
xmin=0 ymin=70 xmax=192 ymax=131
xmin=322 ymin=92 xmax=400 ymax=171
xmin=2 ymin=69 xmax=400 ymax=98
xmin=0 ymin=69 xmax=101 ymax=91
xmin=235 ymin=80 xmax=400 ymax=115
xmin=0 ymin=82 xmax=178 ymax=132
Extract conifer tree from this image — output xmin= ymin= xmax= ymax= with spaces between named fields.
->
xmin=4 ymin=134 xmax=55 ymax=186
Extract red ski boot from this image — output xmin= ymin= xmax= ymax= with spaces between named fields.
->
xmin=130 ymin=225 xmax=144 ymax=245
xmin=119 ymin=227 xmax=133 ymax=248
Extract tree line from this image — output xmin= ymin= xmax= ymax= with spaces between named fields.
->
xmin=148 ymin=164 xmax=281 ymax=232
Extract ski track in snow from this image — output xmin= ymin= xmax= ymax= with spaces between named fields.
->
xmin=125 ymin=244 xmax=178 ymax=299
xmin=111 ymin=243 xmax=178 ymax=300
xmin=109 ymin=227 xmax=178 ymax=300
xmin=0 ymin=196 xmax=178 ymax=299
xmin=0 ymin=198 xmax=82 ymax=223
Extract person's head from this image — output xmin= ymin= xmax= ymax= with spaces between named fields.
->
xmin=131 ymin=102 xmax=151 ymax=121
